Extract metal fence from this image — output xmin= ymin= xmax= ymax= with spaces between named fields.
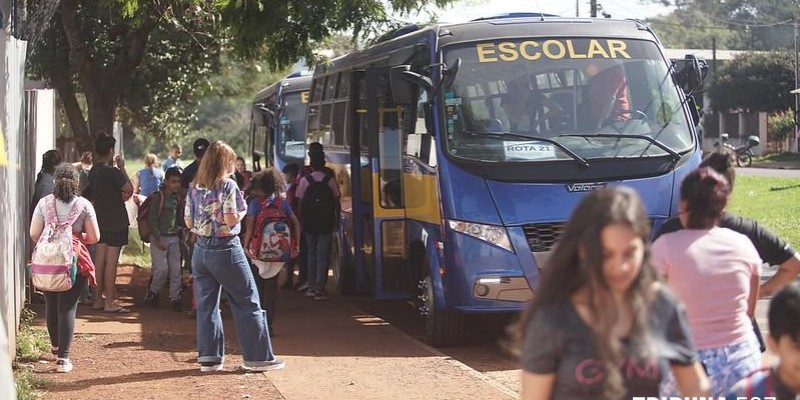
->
xmin=0 ymin=30 xmax=30 ymax=357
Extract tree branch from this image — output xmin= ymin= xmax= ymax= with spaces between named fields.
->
xmin=58 ymin=0 xmax=99 ymax=93
xmin=113 ymin=10 xmax=156 ymax=79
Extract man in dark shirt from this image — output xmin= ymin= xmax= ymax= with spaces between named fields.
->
xmin=655 ymin=152 xmax=800 ymax=297
xmin=180 ymin=138 xmax=209 ymax=190
xmin=88 ymin=134 xmax=133 ymax=312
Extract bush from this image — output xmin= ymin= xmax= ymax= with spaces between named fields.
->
xmin=768 ymin=111 xmax=796 ymax=152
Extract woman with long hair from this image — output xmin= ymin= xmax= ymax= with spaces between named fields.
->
xmin=133 ymin=153 xmax=165 ymax=197
xmin=184 ymin=141 xmax=284 ymax=372
xmin=515 ymin=187 xmax=709 ymax=399
xmin=30 ymin=163 xmax=99 ymax=373
xmin=652 ymin=167 xmax=762 ymax=397
xmin=31 ymin=149 xmax=63 ymax=209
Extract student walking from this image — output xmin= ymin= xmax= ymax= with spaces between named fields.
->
xmin=88 ymin=135 xmax=133 ymax=313
xmin=30 ymin=163 xmax=100 ymax=373
xmin=31 ymin=150 xmax=63 ymax=212
xmin=133 ymin=153 xmax=165 ymax=197
xmin=143 ymin=167 xmax=184 ymax=311
xmin=296 ymin=147 xmax=340 ymax=300
xmin=652 ymin=167 xmax=762 ymax=397
xmin=515 ymin=187 xmax=710 ymax=400
xmin=243 ymin=168 xmax=301 ymax=333
xmin=184 ymin=141 xmax=284 ymax=372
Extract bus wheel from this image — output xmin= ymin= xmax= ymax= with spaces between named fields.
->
xmin=418 ymin=275 xmax=464 ymax=347
xmin=331 ymin=233 xmax=355 ymax=295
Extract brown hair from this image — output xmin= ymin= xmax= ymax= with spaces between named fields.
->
xmin=193 ymin=141 xmax=236 ymax=189
xmin=700 ymin=150 xmax=735 ymax=190
xmin=53 ymin=163 xmax=80 ymax=202
xmin=510 ymin=187 xmax=656 ymax=399
xmin=681 ymin=167 xmax=730 ymax=229
xmin=250 ymin=167 xmax=284 ymax=197
xmin=80 ymin=151 xmax=93 ymax=165
xmin=144 ymin=153 xmax=158 ymax=167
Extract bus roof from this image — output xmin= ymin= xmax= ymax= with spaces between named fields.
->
xmin=315 ymin=17 xmax=658 ymax=74
xmin=253 ymin=73 xmax=313 ymax=102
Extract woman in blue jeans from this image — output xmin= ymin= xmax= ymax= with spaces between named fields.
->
xmin=184 ymin=141 xmax=285 ymax=373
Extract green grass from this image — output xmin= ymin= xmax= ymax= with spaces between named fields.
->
xmin=120 ymin=229 xmax=152 ymax=269
xmin=728 ymin=175 xmax=800 ymax=248
xmin=753 ymin=152 xmax=800 ymax=163
xmin=13 ymin=309 xmax=50 ymax=400
xmin=14 ymin=309 xmax=49 ymax=364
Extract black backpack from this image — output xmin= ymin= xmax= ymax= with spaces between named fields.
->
xmin=300 ymin=173 xmax=336 ymax=234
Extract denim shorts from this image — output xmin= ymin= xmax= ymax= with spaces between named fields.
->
xmin=660 ymin=335 xmax=761 ymax=397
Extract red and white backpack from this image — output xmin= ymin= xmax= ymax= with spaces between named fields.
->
xmin=249 ymin=196 xmax=293 ymax=262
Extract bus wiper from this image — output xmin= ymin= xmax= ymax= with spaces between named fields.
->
xmin=474 ymin=132 xmax=589 ymax=168
xmin=559 ymin=133 xmax=681 ymax=164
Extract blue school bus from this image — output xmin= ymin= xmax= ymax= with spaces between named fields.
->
xmin=306 ymin=15 xmax=707 ymax=346
xmin=250 ymin=72 xmax=312 ymax=172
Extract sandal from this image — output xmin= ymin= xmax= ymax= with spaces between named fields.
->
xmin=103 ymin=306 xmax=130 ymax=313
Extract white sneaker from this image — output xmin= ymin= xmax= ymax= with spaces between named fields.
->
xmin=56 ymin=358 xmax=73 ymax=373
xmin=240 ymin=359 xmax=286 ymax=372
xmin=200 ymin=362 xmax=224 ymax=372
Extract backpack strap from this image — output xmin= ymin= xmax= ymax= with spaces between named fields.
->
xmin=44 ymin=195 xmax=59 ymax=225
xmin=63 ymin=198 xmax=85 ymax=226
xmin=321 ymin=173 xmax=332 ymax=185
xmin=305 ymin=174 xmax=318 ymax=184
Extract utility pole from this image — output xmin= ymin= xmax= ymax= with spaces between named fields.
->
xmin=590 ymin=0 xmax=597 ymax=18
xmin=576 ymin=0 xmax=579 ymax=17
xmin=794 ymin=16 xmax=799 ymax=151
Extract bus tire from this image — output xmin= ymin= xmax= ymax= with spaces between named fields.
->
xmin=422 ymin=275 xmax=464 ymax=347
xmin=331 ymin=233 xmax=355 ymax=295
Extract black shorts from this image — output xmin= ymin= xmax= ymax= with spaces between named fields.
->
xmin=99 ymin=229 xmax=129 ymax=247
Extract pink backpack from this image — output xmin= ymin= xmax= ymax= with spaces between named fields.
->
xmin=30 ymin=196 xmax=83 ymax=292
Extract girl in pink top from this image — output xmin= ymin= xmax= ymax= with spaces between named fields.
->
xmin=652 ymin=167 xmax=762 ymax=397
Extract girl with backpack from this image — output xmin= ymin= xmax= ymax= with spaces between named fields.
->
xmin=184 ymin=141 xmax=285 ymax=372
xmin=242 ymin=168 xmax=301 ymax=334
xmin=30 ymin=163 xmax=99 ymax=373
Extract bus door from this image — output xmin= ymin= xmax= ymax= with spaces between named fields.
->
xmin=350 ymin=67 xmax=412 ymax=300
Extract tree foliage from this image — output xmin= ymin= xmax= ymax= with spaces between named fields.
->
xmin=708 ymin=51 xmax=795 ymax=112
xmin=646 ymin=0 xmax=798 ymax=50
xmin=25 ymin=0 xmax=458 ymax=153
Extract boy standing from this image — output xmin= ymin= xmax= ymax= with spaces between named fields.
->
xmin=144 ymin=167 xmax=184 ymax=311
xmin=281 ymin=163 xmax=300 ymax=289
xmin=161 ymin=143 xmax=183 ymax=171
xmin=726 ymin=282 xmax=800 ymax=399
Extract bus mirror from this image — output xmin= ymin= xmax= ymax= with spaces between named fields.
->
xmin=252 ymin=104 xmax=274 ymax=126
xmin=674 ymin=54 xmax=708 ymax=94
xmin=390 ymin=65 xmax=433 ymax=104
xmin=686 ymin=95 xmax=701 ymax=127
xmin=442 ymin=58 xmax=461 ymax=89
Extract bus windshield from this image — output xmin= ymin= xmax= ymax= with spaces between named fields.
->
xmin=277 ymin=91 xmax=308 ymax=160
xmin=442 ymin=38 xmax=693 ymax=163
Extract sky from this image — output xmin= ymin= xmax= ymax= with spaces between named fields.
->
xmin=432 ymin=0 xmax=675 ymax=23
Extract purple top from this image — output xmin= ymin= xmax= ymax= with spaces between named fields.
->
xmin=185 ymin=178 xmax=246 ymax=237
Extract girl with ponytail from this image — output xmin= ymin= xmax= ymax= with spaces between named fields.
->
xmin=652 ymin=167 xmax=763 ymax=397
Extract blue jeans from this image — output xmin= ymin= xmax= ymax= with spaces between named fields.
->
xmin=192 ymin=236 xmax=276 ymax=367
xmin=305 ymin=232 xmax=332 ymax=293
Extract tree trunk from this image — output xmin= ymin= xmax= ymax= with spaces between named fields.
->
xmin=85 ymin=89 xmax=117 ymax=139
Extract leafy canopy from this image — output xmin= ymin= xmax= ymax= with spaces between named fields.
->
xmin=708 ymin=51 xmax=795 ymax=112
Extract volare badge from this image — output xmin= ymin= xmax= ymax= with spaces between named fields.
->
xmin=565 ymin=182 xmax=607 ymax=192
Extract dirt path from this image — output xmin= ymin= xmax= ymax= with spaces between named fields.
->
xmin=29 ymin=265 xmax=516 ymax=400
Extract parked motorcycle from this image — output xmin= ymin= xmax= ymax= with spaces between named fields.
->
xmin=716 ymin=133 xmax=760 ymax=167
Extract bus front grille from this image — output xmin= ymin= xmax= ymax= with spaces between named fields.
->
xmin=522 ymin=223 xmax=565 ymax=253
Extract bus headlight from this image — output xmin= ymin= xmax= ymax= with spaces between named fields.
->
xmin=447 ymin=220 xmax=513 ymax=253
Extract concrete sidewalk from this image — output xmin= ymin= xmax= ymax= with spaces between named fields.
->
xmin=31 ymin=265 xmax=517 ymax=400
